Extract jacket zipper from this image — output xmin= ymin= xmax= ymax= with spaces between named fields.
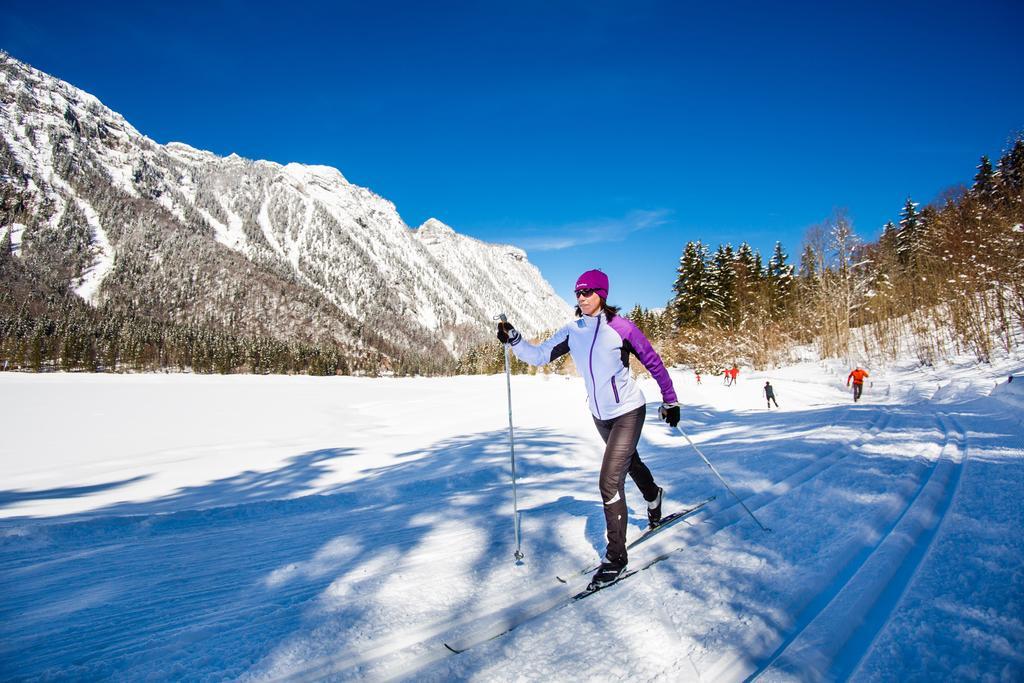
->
xmin=611 ymin=375 xmax=620 ymax=403
xmin=588 ymin=315 xmax=601 ymax=418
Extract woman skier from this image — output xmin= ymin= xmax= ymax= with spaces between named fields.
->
xmin=496 ymin=269 xmax=680 ymax=589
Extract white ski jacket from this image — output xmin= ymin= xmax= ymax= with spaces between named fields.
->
xmin=509 ymin=311 xmax=678 ymax=420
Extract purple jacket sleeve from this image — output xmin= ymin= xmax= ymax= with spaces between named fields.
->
xmin=609 ymin=317 xmax=678 ymax=404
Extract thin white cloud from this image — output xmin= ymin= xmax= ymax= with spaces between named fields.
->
xmin=516 ymin=209 xmax=673 ymax=251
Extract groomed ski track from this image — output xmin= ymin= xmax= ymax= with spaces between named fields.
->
xmin=736 ymin=413 xmax=968 ymax=681
xmin=266 ymin=406 xmax=900 ymax=679
xmin=1 ymin=365 xmax=1021 ymax=681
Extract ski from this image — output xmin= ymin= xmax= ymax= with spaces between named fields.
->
xmin=441 ymin=496 xmax=715 ymax=655
xmin=632 ymin=495 xmax=717 ymax=548
xmin=572 ymin=555 xmax=671 ymax=600
xmin=444 ymin=536 xmax=694 ymax=653
xmin=556 ymin=495 xmax=715 ymax=583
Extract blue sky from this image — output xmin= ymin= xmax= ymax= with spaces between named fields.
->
xmin=3 ymin=1 xmax=1022 ymax=309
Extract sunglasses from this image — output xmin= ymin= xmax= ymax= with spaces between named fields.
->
xmin=575 ymin=288 xmax=597 ymax=298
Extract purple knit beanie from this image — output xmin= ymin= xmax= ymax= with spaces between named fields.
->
xmin=575 ymin=269 xmax=609 ymax=299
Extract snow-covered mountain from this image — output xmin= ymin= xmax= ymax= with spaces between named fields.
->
xmin=0 ymin=52 xmax=571 ymax=366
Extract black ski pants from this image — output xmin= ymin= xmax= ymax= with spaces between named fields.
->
xmin=592 ymin=404 xmax=660 ymax=566
xmin=852 ymin=383 xmax=864 ymax=401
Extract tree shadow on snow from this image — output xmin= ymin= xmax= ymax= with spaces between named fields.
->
xmin=0 ymin=475 xmax=150 ymax=510
xmin=0 ymin=428 xmax=590 ymax=680
xmin=0 ymin=448 xmax=369 ymax=525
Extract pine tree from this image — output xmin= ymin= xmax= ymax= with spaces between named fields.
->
xmin=733 ymin=242 xmax=761 ymax=320
xmin=973 ymin=155 xmax=996 ymax=198
xmin=896 ymin=197 xmax=921 ymax=267
xmin=707 ymin=244 xmax=737 ymax=327
xmin=752 ymin=251 xmax=765 ymax=281
xmin=996 ymin=136 xmax=1024 ymax=214
xmin=735 ymin=242 xmax=756 ymax=273
xmin=798 ymin=244 xmax=817 ymax=285
xmin=627 ymin=304 xmax=649 ymax=336
xmin=767 ymin=241 xmax=794 ymax=317
xmin=878 ymin=221 xmax=898 ymax=259
xmin=672 ymin=241 xmax=709 ymax=327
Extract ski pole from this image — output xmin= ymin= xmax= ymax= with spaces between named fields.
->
xmin=675 ymin=425 xmax=772 ymax=533
xmin=495 ymin=313 xmax=525 ymax=561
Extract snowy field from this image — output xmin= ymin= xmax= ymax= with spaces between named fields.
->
xmin=1 ymin=353 xmax=1022 ymax=681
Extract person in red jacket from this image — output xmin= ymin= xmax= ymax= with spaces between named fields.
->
xmin=847 ymin=365 xmax=869 ymax=402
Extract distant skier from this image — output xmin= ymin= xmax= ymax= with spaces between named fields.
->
xmin=497 ymin=269 xmax=680 ymax=590
xmin=695 ymin=371 xmax=702 ymax=385
xmin=764 ymin=381 xmax=778 ymax=408
xmin=723 ymin=368 xmax=731 ymax=386
xmin=847 ymin=365 xmax=869 ymax=402
xmin=731 ymin=366 xmax=739 ymax=385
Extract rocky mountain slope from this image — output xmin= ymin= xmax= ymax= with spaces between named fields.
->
xmin=0 ymin=52 xmax=571 ymax=368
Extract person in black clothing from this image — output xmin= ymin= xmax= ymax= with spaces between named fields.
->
xmin=764 ymin=381 xmax=778 ymax=408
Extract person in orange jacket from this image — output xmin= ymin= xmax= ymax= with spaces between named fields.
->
xmin=847 ymin=365 xmax=869 ymax=402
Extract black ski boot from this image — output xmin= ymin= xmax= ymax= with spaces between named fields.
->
xmin=647 ymin=487 xmax=664 ymax=528
xmin=588 ymin=560 xmax=627 ymax=591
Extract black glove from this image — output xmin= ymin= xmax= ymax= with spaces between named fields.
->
xmin=659 ymin=402 xmax=680 ymax=428
xmin=496 ymin=321 xmax=521 ymax=345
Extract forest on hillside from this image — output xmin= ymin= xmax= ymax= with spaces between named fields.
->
xmin=0 ymin=252 xmax=443 ymax=376
xmin=461 ymin=135 xmax=1024 ymax=376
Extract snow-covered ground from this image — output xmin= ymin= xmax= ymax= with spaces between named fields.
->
xmin=1 ymin=353 xmax=1022 ymax=681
